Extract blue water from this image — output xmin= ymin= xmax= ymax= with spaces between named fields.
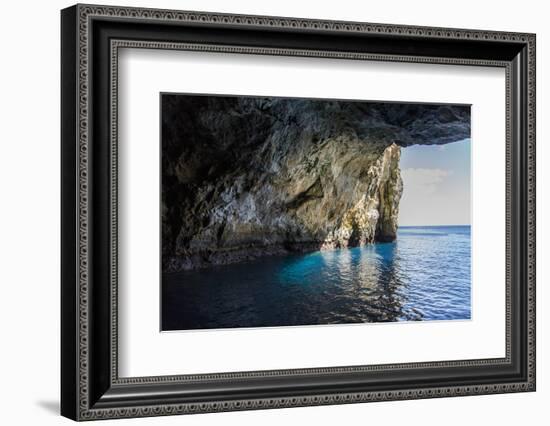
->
xmin=162 ymin=226 xmax=471 ymax=330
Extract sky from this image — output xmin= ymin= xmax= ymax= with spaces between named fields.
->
xmin=398 ymin=138 xmax=471 ymax=227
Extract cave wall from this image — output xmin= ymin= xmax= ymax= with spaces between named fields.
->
xmin=161 ymin=95 xmax=470 ymax=271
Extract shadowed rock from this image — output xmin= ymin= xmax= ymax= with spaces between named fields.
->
xmin=161 ymin=95 xmax=470 ymax=271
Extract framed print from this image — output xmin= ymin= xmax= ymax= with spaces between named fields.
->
xmin=61 ymin=4 xmax=536 ymax=421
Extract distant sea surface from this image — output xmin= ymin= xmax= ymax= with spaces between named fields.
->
xmin=162 ymin=226 xmax=471 ymax=331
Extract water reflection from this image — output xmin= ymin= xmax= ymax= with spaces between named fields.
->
xmin=162 ymin=226 xmax=471 ymax=330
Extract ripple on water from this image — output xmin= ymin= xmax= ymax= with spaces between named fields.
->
xmin=162 ymin=226 xmax=471 ymax=330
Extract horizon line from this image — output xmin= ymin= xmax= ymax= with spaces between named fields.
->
xmin=399 ymin=224 xmax=471 ymax=227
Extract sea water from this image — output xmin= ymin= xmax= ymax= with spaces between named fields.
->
xmin=162 ymin=226 xmax=471 ymax=330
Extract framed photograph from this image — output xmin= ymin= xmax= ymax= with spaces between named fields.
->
xmin=61 ymin=4 xmax=536 ymax=421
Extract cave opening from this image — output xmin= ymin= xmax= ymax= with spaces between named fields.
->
xmin=398 ymin=138 xmax=471 ymax=229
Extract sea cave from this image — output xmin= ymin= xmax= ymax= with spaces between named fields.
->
xmin=161 ymin=95 xmax=471 ymax=272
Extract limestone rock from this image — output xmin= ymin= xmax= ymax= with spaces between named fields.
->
xmin=161 ymin=96 xmax=470 ymax=271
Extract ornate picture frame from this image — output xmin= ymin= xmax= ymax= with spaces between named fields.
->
xmin=61 ymin=4 xmax=536 ymax=421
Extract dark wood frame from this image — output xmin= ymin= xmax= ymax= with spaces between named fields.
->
xmin=61 ymin=4 xmax=536 ymax=421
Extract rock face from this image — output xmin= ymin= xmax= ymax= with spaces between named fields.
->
xmin=161 ymin=96 xmax=470 ymax=271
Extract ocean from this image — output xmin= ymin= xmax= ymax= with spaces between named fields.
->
xmin=162 ymin=225 xmax=471 ymax=331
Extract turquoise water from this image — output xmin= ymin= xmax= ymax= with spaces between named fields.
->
xmin=162 ymin=226 xmax=471 ymax=330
